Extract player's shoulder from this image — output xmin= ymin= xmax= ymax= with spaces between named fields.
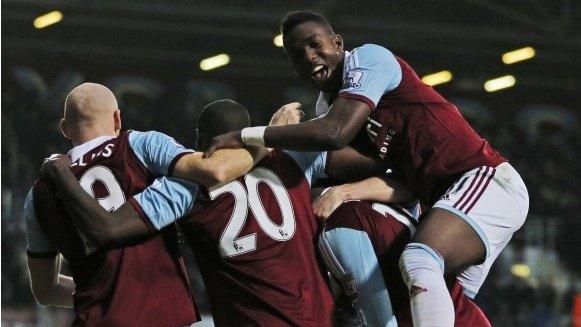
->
xmin=351 ymin=44 xmax=395 ymax=61
xmin=128 ymin=129 xmax=169 ymax=142
xmin=127 ymin=130 xmax=185 ymax=149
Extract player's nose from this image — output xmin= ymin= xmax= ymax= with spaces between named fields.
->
xmin=305 ymin=47 xmax=318 ymax=62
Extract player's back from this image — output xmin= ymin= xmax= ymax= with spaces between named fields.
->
xmin=180 ymin=150 xmax=335 ymax=327
xmin=32 ymin=132 xmax=197 ymax=327
xmin=322 ymin=200 xmax=491 ymax=327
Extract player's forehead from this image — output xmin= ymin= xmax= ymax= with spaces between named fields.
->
xmin=284 ymin=22 xmax=331 ymax=48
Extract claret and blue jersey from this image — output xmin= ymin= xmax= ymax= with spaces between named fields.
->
xmin=24 ymin=130 xmax=199 ymax=327
xmin=131 ymin=149 xmax=336 ymax=327
xmin=317 ymin=43 xmax=505 ymax=205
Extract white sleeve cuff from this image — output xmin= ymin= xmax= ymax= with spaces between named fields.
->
xmin=241 ymin=126 xmax=267 ymax=146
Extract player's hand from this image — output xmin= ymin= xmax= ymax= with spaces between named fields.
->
xmin=312 ymin=186 xmax=347 ymax=220
xmin=204 ymin=131 xmax=245 ymax=157
xmin=40 ymin=154 xmax=72 ymax=182
xmin=269 ymin=102 xmax=305 ymax=126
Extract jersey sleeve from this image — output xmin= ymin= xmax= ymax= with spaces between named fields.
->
xmin=284 ymin=150 xmax=327 ymax=185
xmin=24 ymin=188 xmax=57 ymax=258
xmin=128 ymin=131 xmax=195 ymax=176
xmin=129 ymin=177 xmax=199 ymax=231
xmin=338 ymin=44 xmax=402 ymax=109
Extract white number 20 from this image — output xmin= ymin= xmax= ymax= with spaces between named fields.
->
xmin=209 ymin=167 xmax=296 ymax=258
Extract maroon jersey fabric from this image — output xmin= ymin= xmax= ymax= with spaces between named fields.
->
xmin=325 ymin=201 xmax=491 ymax=327
xmin=33 ymin=132 xmax=198 ymax=327
xmin=180 ymin=150 xmax=335 ymax=327
xmin=339 ymin=57 xmax=505 ymax=206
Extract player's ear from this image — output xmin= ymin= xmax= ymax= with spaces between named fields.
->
xmin=60 ymin=118 xmax=71 ymax=140
xmin=333 ymin=34 xmax=344 ymax=52
xmin=113 ymin=109 xmax=122 ymax=133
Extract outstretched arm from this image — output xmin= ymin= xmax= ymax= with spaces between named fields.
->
xmin=173 ymin=146 xmax=268 ymax=187
xmin=207 ymin=44 xmax=403 ymax=155
xmin=42 ymin=157 xmax=151 ymax=248
xmin=324 ymin=146 xmax=387 ymax=183
xmin=206 ymin=98 xmax=371 ymax=155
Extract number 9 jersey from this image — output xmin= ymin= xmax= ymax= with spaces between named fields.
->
xmin=178 ymin=150 xmax=335 ymax=326
xmin=24 ymin=131 xmax=199 ymax=327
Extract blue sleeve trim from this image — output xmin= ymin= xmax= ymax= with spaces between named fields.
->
xmin=339 ymin=44 xmax=402 ymax=107
xmin=284 ymin=150 xmax=327 ymax=185
xmin=432 ymin=203 xmax=491 ymax=259
xmin=128 ymin=131 xmax=195 ymax=176
xmin=132 ymin=177 xmax=199 ymax=230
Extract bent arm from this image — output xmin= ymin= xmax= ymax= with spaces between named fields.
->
xmin=264 ymin=98 xmax=371 ymax=151
xmin=27 ymin=255 xmax=74 ymax=307
xmin=330 ymin=176 xmax=415 ymax=204
xmin=325 ymin=146 xmax=387 ymax=183
xmin=173 ymin=146 xmax=268 ymax=187
xmin=50 ymin=167 xmax=151 ymax=248
xmin=313 ymin=176 xmax=415 ymax=220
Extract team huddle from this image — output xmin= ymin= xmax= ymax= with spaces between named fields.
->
xmin=24 ymin=10 xmax=529 ymax=327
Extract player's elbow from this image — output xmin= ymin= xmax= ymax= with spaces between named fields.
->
xmin=199 ymin=169 xmax=229 ymax=188
xmin=323 ymin=126 xmax=350 ymax=150
xmin=210 ymin=169 xmax=229 ymax=185
xmin=319 ymin=118 xmax=351 ymax=150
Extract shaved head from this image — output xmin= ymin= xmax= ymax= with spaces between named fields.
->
xmin=64 ymin=83 xmax=118 ymax=122
xmin=196 ymin=99 xmax=251 ymax=151
xmin=61 ymin=83 xmax=122 ymax=145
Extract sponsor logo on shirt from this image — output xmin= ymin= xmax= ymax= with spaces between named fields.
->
xmin=366 ymin=118 xmax=398 ymax=159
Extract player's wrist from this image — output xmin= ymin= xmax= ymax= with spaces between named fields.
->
xmin=336 ymin=184 xmax=353 ymax=202
xmin=241 ymin=126 xmax=267 ymax=146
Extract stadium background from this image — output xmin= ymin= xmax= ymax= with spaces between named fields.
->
xmin=2 ymin=0 xmax=580 ymax=326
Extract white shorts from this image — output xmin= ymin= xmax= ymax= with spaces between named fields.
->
xmin=433 ymin=162 xmax=529 ymax=297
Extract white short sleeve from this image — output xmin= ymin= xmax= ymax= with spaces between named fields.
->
xmin=339 ymin=44 xmax=402 ymax=108
xmin=128 ymin=131 xmax=195 ymax=176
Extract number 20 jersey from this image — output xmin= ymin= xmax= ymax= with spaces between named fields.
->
xmin=180 ymin=150 xmax=335 ymax=327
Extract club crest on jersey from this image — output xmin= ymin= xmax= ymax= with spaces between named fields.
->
xmin=343 ymin=70 xmax=364 ymax=89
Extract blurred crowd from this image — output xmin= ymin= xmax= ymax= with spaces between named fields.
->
xmin=2 ymin=69 xmax=580 ymax=326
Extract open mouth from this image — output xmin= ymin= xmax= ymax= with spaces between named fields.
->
xmin=311 ymin=64 xmax=329 ymax=81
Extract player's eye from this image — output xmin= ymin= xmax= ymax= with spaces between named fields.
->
xmin=310 ymin=41 xmax=321 ymax=48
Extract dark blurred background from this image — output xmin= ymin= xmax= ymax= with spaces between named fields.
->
xmin=2 ymin=1 xmax=580 ymax=326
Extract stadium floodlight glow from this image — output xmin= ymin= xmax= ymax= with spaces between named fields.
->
xmin=421 ymin=70 xmax=453 ymax=86
xmin=199 ymin=54 xmax=231 ymax=71
xmin=34 ymin=11 xmax=63 ymax=29
xmin=273 ymin=34 xmax=284 ymax=47
xmin=502 ymin=46 xmax=535 ymax=64
xmin=510 ymin=264 xmax=531 ymax=278
xmin=484 ymin=75 xmax=516 ymax=92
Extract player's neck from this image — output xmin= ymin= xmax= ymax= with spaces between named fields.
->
xmin=72 ymin=130 xmax=119 ymax=147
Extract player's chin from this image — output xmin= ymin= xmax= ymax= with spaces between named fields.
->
xmin=307 ymin=76 xmax=329 ymax=90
